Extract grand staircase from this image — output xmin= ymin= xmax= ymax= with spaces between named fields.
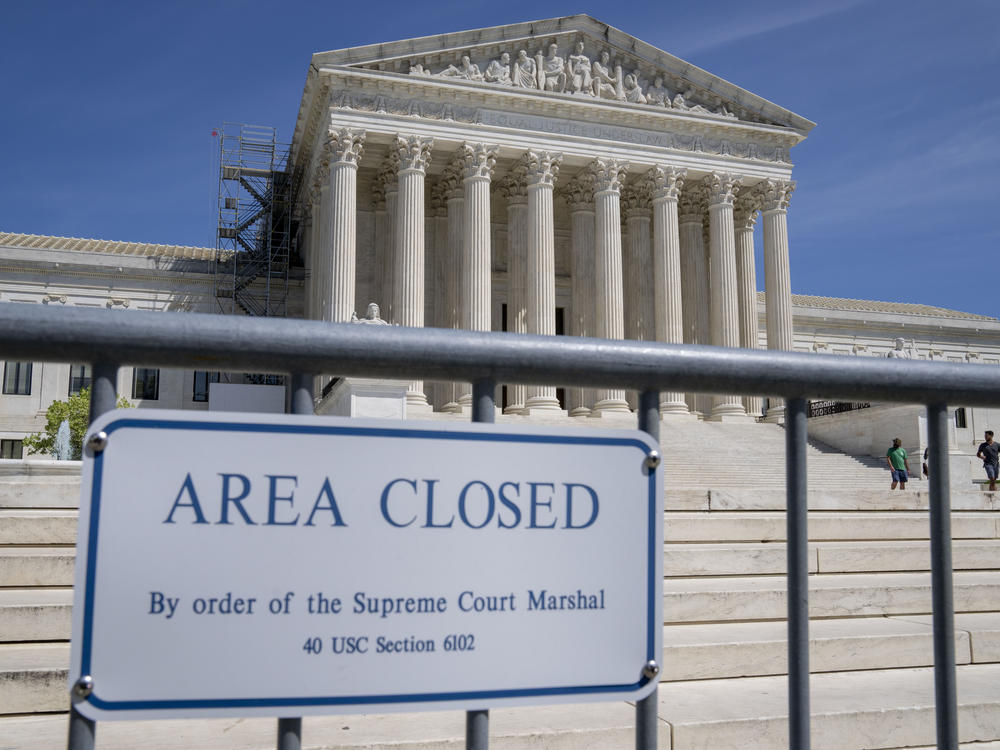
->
xmin=2 ymin=420 xmax=999 ymax=749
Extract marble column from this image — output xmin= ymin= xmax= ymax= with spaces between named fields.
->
xmin=441 ymin=162 xmax=464 ymax=412
xmin=622 ymin=182 xmax=654 ymax=346
xmin=678 ymin=186 xmax=708 ymax=416
xmin=590 ymin=158 xmax=632 ymax=415
xmin=458 ymin=142 xmax=499 ymax=408
xmin=392 ymin=134 xmax=433 ymax=408
xmin=429 ymin=181 xmax=450 ymax=410
xmin=524 ymin=150 xmax=563 ymax=412
xmin=304 ymin=185 xmax=321 ymax=321
xmin=375 ymin=154 xmax=399 ymax=323
xmin=565 ymin=172 xmax=596 ymax=416
xmin=735 ymin=191 xmax=762 ymax=418
xmin=648 ymin=166 xmax=688 ymax=415
xmin=320 ymin=128 xmax=365 ymax=323
xmin=705 ymin=172 xmax=747 ymax=420
xmin=371 ymin=181 xmax=387 ymax=315
xmin=760 ymin=179 xmax=796 ymax=423
xmin=497 ymin=168 xmax=528 ymax=414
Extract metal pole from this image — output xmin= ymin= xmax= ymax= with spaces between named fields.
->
xmin=636 ymin=390 xmax=659 ymax=750
xmin=466 ymin=378 xmax=495 ymax=750
xmin=276 ymin=372 xmax=314 ymax=750
xmin=68 ymin=363 xmax=119 ymax=750
xmin=785 ymin=397 xmax=810 ymax=750
xmin=927 ymin=402 xmax=958 ymax=750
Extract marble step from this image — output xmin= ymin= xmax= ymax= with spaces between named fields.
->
xmin=665 ymin=488 xmax=999 ymax=511
xmin=0 ymin=588 xmax=73 ymax=642
xmin=0 ymin=509 xmax=79 ymax=544
xmin=661 ymin=613 xmax=1000 ymax=680
xmin=0 ymin=547 xmax=75 ymax=586
xmin=664 ymin=511 xmax=1000 ymax=542
xmin=0 ymin=642 xmax=69 ymax=714
xmin=662 ymin=540 xmax=1000 ymax=577
xmin=663 ymin=571 xmax=1000 ymax=623
xmin=1 ymin=665 xmax=998 ymax=749
xmin=657 ymin=663 xmax=1000 ymax=749
xmin=0 ymin=479 xmax=81 ymax=508
xmin=7 ymin=615 xmax=997 ymax=716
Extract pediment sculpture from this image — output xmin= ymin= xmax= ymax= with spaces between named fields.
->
xmin=404 ymin=40 xmax=738 ymax=121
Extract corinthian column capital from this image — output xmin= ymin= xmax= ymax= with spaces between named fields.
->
xmin=395 ymin=135 xmax=433 ymax=173
xmin=621 ymin=178 xmax=652 ymax=218
xmin=704 ymin=172 xmax=742 ymax=207
xmin=589 ymin=158 xmax=629 ymax=193
xmin=758 ymin=179 xmax=796 ymax=212
xmin=560 ymin=171 xmax=595 ymax=211
xmin=460 ymin=142 xmax=499 ymax=180
xmin=646 ymin=165 xmax=686 ymax=201
xmin=325 ymin=127 xmax=366 ymax=166
xmin=734 ymin=191 xmax=762 ymax=230
xmin=522 ymin=150 xmax=562 ymax=187
xmin=678 ymin=184 xmax=706 ymax=223
xmin=496 ymin=167 xmax=528 ymax=205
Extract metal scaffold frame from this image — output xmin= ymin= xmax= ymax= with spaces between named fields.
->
xmin=214 ymin=123 xmax=294 ymax=319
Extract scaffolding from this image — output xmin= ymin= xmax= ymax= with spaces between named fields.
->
xmin=214 ymin=123 xmax=294 ymax=319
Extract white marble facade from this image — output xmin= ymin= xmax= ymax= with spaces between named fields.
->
xmin=293 ymin=15 xmax=810 ymax=420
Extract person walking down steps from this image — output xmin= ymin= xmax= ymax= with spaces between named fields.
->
xmin=886 ymin=437 xmax=910 ymax=490
xmin=977 ymin=430 xmax=1000 ymax=492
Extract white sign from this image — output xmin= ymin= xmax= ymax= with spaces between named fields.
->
xmin=69 ymin=410 xmax=662 ymax=720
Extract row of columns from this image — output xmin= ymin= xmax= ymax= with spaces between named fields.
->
xmin=306 ymin=126 xmax=796 ymax=421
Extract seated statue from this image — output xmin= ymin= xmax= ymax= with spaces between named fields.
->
xmin=512 ymin=49 xmax=537 ymax=88
xmin=591 ymin=50 xmax=621 ymax=100
xmin=484 ymin=52 xmax=511 ymax=84
xmin=623 ymin=73 xmax=646 ymax=104
xmin=540 ymin=43 xmax=566 ymax=92
xmin=645 ymin=75 xmax=671 ymax=107
xmin=566 ymin=41 xmax=592 ymax=95
xmin=439 ymin=55 xmax=483 ymax=81
xmin=351 ymin=302 xmax=390 ymax=325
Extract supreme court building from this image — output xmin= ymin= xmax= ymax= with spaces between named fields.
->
xmin=292 ymin=14 xmax=808 ymax=422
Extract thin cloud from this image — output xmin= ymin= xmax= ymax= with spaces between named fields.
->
xmin=674 ymin=0 xmax=871 ymax=56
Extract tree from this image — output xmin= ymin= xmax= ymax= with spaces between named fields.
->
xmin=22 ymin=387 xmax=133 ymax=460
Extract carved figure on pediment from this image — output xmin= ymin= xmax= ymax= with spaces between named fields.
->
xmin=591 ymin=51 xmax=623 ymax=100
xmin=440 ymin=54 xmax=483 ymax=81
xmin=408 ymin=62 xmax=431 ymax=76
xmin=675 ymin=89 xmax=708 ymax=113
xmin=539 ymin=43 xmax=567 ymax=92
xmin=484 ymin=53 xmax=512 ymax=84
xmin=886 ymin=337 xmax=914 ymax=359
xmin=566 ymin=41 xmax=592 ymax=95
xmin=623 ymin=74 xmax=647 ymax=104
xmin=351 ymin=302 xmax=390 ymax=325
xmin=512 ymin=49 xmax=537 ymax=88
xmin=645 ymin=75 xmax=672 ymax=107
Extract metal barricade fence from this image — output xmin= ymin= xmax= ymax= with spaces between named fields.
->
xmin=1 ymin=302 xmax=988 ymax=750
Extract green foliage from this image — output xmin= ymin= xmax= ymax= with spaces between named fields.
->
xmin=22 ymin=387 xmax=133 ymax=460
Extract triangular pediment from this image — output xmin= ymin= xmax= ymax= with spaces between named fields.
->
xmin=310 ymin=15 xmax=814 ymax=133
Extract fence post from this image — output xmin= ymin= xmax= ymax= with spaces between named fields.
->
xmin=466 ymin=379 xmax=495 ymax=750
xmin=67 ymin=362 xmax=119 ymax=750
xmin=926 ymin=402 xmax=958 ymax=750
xmin=785 ymin=397 xmax=810 ymax=750
xmin=636 ymin=390 xmax=659 ymax=750
xmin=277 ymin=371 xmax=315 ymax=750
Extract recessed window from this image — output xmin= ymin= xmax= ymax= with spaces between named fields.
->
xmin=68 ymin=365 xmax=92 ymax=396
xmin=132 ymin=368 xmax=160 ymax=400
xmin=955 ymin=407 xmax=968 ymax=429
xmin=1 ymin=439 xmax=24 ymax=459
xmin=193 ymin=371 xmax=220 ymax=402
xmin=2 ymin=362 xmax=32 ymax=395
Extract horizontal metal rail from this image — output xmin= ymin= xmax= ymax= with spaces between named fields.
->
xmin=3 ymin=304 xmax=1000 ymax=406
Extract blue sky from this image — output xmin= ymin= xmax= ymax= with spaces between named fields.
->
xmin=2 ymin=0 xmax=997 ymax=315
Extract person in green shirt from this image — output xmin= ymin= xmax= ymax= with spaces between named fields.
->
xmin=886 ymin=438 xmax=910 ymax=490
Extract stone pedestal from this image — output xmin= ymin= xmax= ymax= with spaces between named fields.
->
xmin=317 ymin=377 xmax=407 ymax=419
